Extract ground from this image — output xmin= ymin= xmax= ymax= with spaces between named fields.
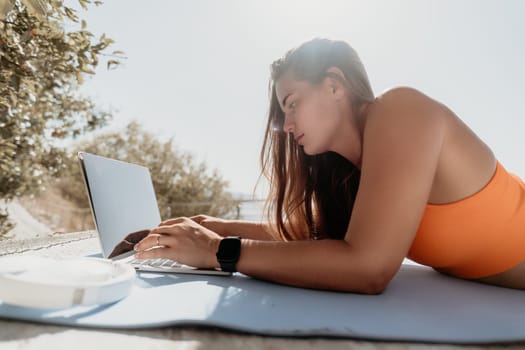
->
xmin=1 ymin=186 xmax=93 ymax=242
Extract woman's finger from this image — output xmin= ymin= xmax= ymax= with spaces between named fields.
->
xmin=159 ymin=217 xmax=186 ymax=226
xmin=190 ymin=215 xmax=206 ymax=224
xmin=134 ymin=246 xmax=168 ymax=260
xmin=134 ymin=233 xmax=165 ymax=252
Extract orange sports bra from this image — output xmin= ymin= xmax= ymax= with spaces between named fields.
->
xmin=407 ymin=162 xmax=525 ymax=279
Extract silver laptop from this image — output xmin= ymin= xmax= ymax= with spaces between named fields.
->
xmin=77 ymin=152 xmax=230 ymax=276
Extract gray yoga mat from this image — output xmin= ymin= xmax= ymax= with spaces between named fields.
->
xmin=0 ymin=263 xmax=524 ymax=344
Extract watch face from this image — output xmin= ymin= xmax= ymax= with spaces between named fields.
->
xmin=217 ymin=237 xmax=241 ymax=261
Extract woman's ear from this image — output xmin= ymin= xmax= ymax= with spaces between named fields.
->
xmin=325 ymin=67 xmax=347 ymax=99
xmin=326 ymin=67 xmax=345 ymax=80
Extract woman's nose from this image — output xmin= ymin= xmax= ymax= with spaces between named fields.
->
xmin=282 ymin=114 xmax=294 ymax=134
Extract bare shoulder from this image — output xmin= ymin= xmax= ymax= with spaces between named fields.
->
xmin=360 ymin=85 xmax=447 ymax=178
xmin=373 ymin=86 xmax=445 ymax=114
xmin=377 ymin=86 xmax=426 ymax=99
xmin=364 ymin=86 xmax=447 ymax=139
xmin=367 ymin=86 xmax=496 ymax=204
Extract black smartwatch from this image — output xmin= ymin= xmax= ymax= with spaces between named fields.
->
xmin=216 ymin=236 xmax=241 ymax=272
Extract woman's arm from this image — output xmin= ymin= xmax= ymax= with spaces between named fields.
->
xmin=237 ymin=238 xmax=387 ymax=293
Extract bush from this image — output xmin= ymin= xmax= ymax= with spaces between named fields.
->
xmin=0 ymin=0 xmax=121 ymax=236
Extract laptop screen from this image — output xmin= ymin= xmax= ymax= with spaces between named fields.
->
xmin=78 ymin=152 xmax=162 ymax=258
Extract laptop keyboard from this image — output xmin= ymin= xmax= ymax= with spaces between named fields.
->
xmin=129 ymin=257 xmax=184 ymax=269
xmin=117 ymin=254 xmax=230 ymax=275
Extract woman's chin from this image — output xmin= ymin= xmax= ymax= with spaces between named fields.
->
xmin=301 ymin=145 xmax=324 ymax=156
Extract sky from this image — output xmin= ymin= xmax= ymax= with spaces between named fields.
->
xmin=76 ymin=0 xmax=525 ymax=196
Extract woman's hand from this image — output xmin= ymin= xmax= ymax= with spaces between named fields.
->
xmin=162 ymin=214 xmax=231 ymax=236
xmin=134 ymin=217 xmax=222 ymax=269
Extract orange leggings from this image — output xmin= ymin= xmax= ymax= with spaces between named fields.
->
xmin=408 ymin=162 xmax=525 ymax=279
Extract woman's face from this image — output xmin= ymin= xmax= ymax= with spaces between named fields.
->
xmin=275 ymin=74 xmax=346 ymax=155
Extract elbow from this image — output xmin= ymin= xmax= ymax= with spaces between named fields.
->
xmin=333 ymin=269 xmax=393 ymax=294
xmin=359 ymin=267 xmax=397 ymax=295
xmin=361 ymin=276 xmax=389 ymax=295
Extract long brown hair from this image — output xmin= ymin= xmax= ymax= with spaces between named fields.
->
xmin=260 ymin=38 xmax=375 ymax=241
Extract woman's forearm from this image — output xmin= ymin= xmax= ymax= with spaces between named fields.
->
xmin=235 ymin=239 xmax=392 ymax=294
xmin=224 ymin=220 xmax=277 ymax=240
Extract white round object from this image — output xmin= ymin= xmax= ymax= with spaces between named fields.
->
xmin=0 ymin=255 xmax=136 ymax=309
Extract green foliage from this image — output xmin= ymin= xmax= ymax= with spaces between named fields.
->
xmin=58 ymin=121 xmax=239 ymax=221
xmin=0 ymin=0 xmax=121 ymax=236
